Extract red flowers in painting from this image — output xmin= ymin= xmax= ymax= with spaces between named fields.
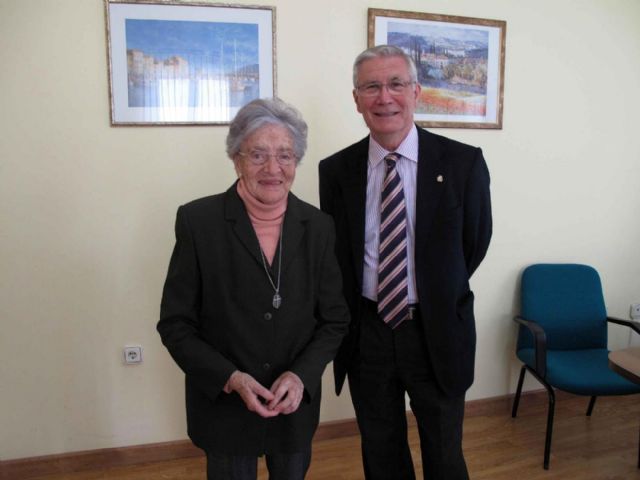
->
xmin=418 ymin=89 xmax=486 ymax=116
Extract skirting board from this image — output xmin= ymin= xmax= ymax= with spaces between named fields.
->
xmin=0 ymin=390 xmax=553 ymax=479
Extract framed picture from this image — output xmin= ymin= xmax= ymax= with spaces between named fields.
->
xmin=105 ymin=0 xmax=276 ymax=125
xmin=368 ymin=8 xmax=506 ymax=129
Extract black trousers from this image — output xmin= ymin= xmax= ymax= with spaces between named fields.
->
xmin=206 ymin=451 xmax=311 ymax=480
xmin=347 ymin=298 xmax=469 ymax=480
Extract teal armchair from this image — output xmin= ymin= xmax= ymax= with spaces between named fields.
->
xmin=511 ymin=264 xmax=640 ymax=469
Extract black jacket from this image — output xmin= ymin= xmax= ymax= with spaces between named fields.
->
xmin=158 ymin=184 xmax=349 ymax=454
xmin=319 ymin=127 xmax=492 ymax=397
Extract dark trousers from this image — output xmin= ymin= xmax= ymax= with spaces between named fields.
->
xmin=347 ymin=298 xmax=469 ymax=480
xmin=206 ymin=451 xmax=311 ymax=480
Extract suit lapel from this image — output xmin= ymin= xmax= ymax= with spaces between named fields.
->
xmin=415 ymin=128 xmax=446 ymax=246
xmin=280 ymin=193 xmax=305 ymax=274
xmin=344 ymin=138 xmax=368 ymax=288
xmin=224 ymin=183 xmax=263 ymax=267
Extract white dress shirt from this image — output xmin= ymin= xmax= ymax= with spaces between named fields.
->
xmin=362 ymin=126 xmax=419 ymax=304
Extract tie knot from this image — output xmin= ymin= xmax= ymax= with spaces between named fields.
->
xmin=384 ymin=153 xmax=400 ymax=169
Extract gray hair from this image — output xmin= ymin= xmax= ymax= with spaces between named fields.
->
xmin=352 ymin=45 xmax=418 ymax=88
xmin=226 ymin=97 xmax=308 ymax=163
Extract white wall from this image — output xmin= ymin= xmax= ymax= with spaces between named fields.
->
xmin=1 ymin=0 xmax=639 ymax=461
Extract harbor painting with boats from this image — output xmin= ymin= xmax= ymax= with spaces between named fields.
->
xmin=125 ymin=19 xmax=259 ymax=118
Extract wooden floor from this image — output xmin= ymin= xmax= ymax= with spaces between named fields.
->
xmin=8 ymin=392 xmax=640 ymax=479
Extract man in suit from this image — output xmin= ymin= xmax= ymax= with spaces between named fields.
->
xmin=318 ymin=45 xmax=492 ymax=479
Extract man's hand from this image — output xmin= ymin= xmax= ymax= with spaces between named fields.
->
xmin=268 ymin=371 xmax=304 ymax=415
xmin=225 ymin=371 xmax=279 ymax=418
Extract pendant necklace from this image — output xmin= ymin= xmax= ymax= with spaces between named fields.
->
xmin=259 ymin=223 xmax=283 ymax=309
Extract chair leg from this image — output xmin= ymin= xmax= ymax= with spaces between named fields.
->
xmin=586 ymin=396 xmax=597 ymax=416
xmin=543 ymin=385 xmax=556 ymax=470
xmin=523 ymin=365 xmax=556 ymax=469
xmin=512 ymin=366 xmax=527 ymax=418
xmin=637 ymin=424 xmax=639 ymax=468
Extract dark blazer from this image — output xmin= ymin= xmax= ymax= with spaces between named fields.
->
xmin=319 ymin=126 xmax=492 ymax=398
xmin=158 ymin=184 xmax=349 ymax=454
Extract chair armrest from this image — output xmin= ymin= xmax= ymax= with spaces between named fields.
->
xmin=514 ymin=315 xmax=547 ymax=377
xmin=607 ymin=316 xmax=640 ymax=335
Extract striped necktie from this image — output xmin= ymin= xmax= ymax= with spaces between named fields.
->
xmin=377 ymin=153 xmax=409 ymax=328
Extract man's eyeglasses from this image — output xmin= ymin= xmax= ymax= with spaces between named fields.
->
xmin=355 ymin=80 xmax=415 ymax=97
xmin=238 ymin=149 xmax=297 ymax=166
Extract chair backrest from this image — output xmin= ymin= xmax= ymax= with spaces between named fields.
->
xmin=517 ymin=264 xmax=608 ymax=352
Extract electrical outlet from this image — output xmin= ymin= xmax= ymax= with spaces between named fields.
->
xmin=123 ymin=345 xmax=143 ymax=364
xmin=631 ymin=303 xmax=640 ymax=320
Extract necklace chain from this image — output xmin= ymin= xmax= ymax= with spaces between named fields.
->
xmin=259 ymin=223 xmax=283 ymax=309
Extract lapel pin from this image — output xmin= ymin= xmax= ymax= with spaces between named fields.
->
xmin=436 ymin=175 xmax=444 ymax=183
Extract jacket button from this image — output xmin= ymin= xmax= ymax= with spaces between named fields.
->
xmin=264 ymin=312 xmax=272 ymax=320
xmin=263 ymin=363 xmax=271 ymax=371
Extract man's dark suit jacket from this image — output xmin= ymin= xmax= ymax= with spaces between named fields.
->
xmin=319 ymin=126 xmax=492 ymax=398
xmin=158 ymin=184 xmax=349 ymax=454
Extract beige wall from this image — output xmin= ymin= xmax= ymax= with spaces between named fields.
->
xmin=1 ymin=0 xmax=640 ymax=460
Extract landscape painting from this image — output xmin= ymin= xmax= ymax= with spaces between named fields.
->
xmin=369 ymin=9 xmax=506 ymax=129
xmin=106 ymin=2 xmax=275 ymax=125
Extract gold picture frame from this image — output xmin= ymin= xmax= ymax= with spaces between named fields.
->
xmin=105 ymin=0 xmax=276 ymax=126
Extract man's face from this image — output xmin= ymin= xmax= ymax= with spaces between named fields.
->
xmin=353 ymin=56 xmax=421 ymax=149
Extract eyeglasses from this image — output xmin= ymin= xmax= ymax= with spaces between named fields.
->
xmin=237 ymin=149 xmax=297 ymax=166
xmin=355 ymin=80 xmax=415 ymax=97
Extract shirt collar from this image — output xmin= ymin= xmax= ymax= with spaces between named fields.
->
xmin=368 ymin=125 xmax=419 ymax=168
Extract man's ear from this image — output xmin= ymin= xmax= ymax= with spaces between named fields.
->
xmin=353 ymin=90 xmax=362 ymax=113
xmin=413 ymin=82 xmax=422 ymax=102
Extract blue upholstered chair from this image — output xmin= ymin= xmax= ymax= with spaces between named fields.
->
xmin=511 ymin=264 xmax=640 ymax=469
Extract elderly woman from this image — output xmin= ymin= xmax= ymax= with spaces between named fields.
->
xmin=158 ymin=98 xmax=349 ymax=480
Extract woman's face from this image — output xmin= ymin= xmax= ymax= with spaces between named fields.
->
xmin=234 ymin=124 xmax=297 ymax=205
